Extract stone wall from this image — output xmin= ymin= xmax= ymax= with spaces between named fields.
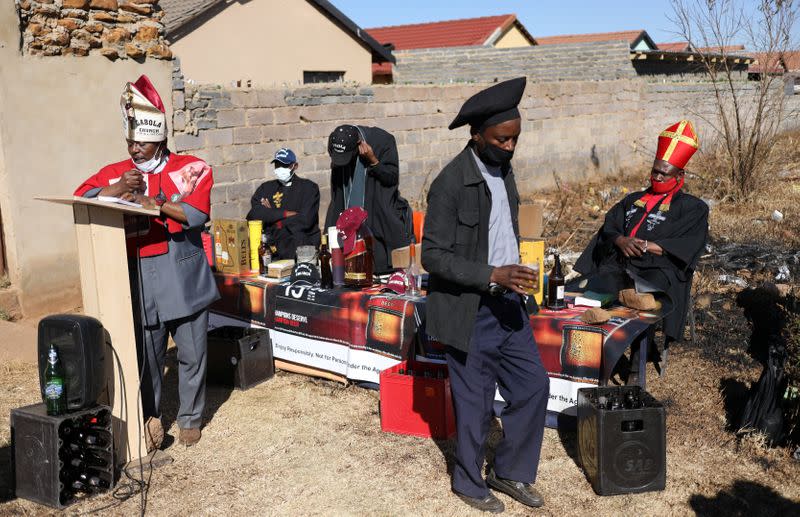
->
xmin=14 ymin=0 xmax=171 ymax=59
xmin=172 ymin=80 xmax=648 ymax=221
xmin=0 ymin=1 xmax=173 ymax=317
xmin=393 ymin=41 xmax=637 ymax=84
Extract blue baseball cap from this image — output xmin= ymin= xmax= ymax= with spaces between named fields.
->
xmin=272 ymin=148 xmax=297 ymax=165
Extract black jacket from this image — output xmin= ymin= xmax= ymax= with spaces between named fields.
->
xmin=422 ymin=145 xmax=521 ymax=352
xmin=247 ymin=175 xmax=321 ymax=260
xmin=324 ymin=126 xmax=412 ymax=274
xmin=575 ymin=189 xmax=709 ymax=341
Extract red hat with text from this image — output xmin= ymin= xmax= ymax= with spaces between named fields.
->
xmin=381 ymin=271 xmax=409 ymax=295
xmin=336 ymin=207 xmax=368 ymax=256
xmin=120 ymin=74 xmax=166 ymax=142
xmin=656 ymin=120 xmax=699 ymax=169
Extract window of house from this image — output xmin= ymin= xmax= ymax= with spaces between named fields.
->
xmin=303 ymin=71 xmax=345 ymax=84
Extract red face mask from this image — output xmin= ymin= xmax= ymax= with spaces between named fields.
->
xmin=650 ymin=174 xmax=684 ymax=194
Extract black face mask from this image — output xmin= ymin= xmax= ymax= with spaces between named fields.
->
xmin=478 ymin=142 xmax=514 ymax=167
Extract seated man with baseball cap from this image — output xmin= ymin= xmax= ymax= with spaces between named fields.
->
xmin=247 ymin=148 xmax=321 ymax=260
xmin=325 ymin=125 xmax=412 ymax=275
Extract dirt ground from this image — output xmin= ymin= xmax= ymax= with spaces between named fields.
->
xmin=2 ymin=136 xmax=800 ymax=516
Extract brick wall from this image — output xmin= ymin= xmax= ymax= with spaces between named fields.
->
xmin=393 ymin=41 xmax=637 ymax=84
xmin=172 ymin=76 xmax=800 ymax=222
xmin=172 ymin=79 xmax=650 ymax=220
xmin=643 ymin=81 xmax=800 ymax=154
xmin=15 ymin=0 xmax=170 ymax=59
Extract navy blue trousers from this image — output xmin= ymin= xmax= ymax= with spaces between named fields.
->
xmin=446 ymin=293 xmax=550 ymax=498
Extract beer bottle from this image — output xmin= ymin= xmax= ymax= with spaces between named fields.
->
xmin=44 ymin=344 xmax=67 ymax=416
xmin=319 ymin=234 xmax=333 ymax=289
xmin=547 ymin=253 xmax=566 ymax=310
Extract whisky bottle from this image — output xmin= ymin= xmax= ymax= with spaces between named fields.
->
xmin=547 ymin=253 xmax=566 ymax=310
xmin=319 ymin=234 xmax=333 ymax=289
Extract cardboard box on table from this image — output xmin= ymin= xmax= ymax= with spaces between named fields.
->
xmin=212 ymin=219 xmax=249 ymax=275
xmin=391 ymin=243 xmax=425 ymax=272
xmin=519 ymin=203 xmax=545 ymax=304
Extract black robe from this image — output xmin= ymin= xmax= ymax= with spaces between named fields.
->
xmin=574 ymin=189 xmax=709 ymax=341
xmin=324 ymin=126 xmax=413 ymax=274
xmin=247 ymin=175 xmax=321 ymax=260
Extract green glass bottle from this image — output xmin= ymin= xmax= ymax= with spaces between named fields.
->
xmin=44 ymin=344 xmax=66 ymax=416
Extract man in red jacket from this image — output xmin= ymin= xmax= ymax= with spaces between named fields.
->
xmin=74 ymin=75 xmax=220 ymax=451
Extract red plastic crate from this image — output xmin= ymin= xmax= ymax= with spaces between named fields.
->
xmin=379 ymin=360 xmax=456 ymax=439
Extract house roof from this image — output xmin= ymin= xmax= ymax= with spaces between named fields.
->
xmin=160 ymin=0 xmax=395 ymax=63
xmin=658 ymin=42 xmax=690 ymax=52
xmin=696 ymin=45 xmax=746 ymax=53
xmin=536 ymin=30 xmax=656 ymax=50
xmin=160 ymin=0 xmax=222 ymax=34
xmin=366 ymin=14 xmax=535 ymax=51
xmin=749 ymin=51 xmax=800 ymax=73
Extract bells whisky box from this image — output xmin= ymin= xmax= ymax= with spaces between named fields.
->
xmin=212 ymin=219 xmax=250 ymax=275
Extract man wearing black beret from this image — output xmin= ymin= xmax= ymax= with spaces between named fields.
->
xmin=422 ymin=77 xmax=549 ymax=513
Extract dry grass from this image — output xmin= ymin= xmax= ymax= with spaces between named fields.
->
xmin=1 ymin=337 xmax=799 ymax=516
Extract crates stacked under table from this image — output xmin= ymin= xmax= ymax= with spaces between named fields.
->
xmin=206 ymin=326 xmax=274 ymax=390
xmin=379 ymin=361 xmax=456 ymax=439
xmin=11 ymin=403 xmax=114 ymax=509
xmin=577 ymin=385 xmax=666 ymax=496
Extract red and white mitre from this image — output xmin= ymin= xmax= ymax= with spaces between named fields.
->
xmin=120 ymin=74 xmax=166 ymax=142
xmin=656 ymin=120 xmax=699 ymax=169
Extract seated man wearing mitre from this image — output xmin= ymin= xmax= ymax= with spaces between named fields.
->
xmin=575 ymin=120 xmax=709 ymax=380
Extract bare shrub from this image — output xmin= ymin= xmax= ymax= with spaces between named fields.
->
xmin=671 ymin=0 xmax=798 ymax=200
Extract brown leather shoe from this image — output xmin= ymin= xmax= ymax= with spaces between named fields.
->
xmin=178 ymin=427 xmax=201 ymax=447
xmin=144 ymin=417 xmax=164 ymax=453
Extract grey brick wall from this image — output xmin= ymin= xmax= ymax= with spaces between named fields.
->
xmin=171 ymin=68 xmax=800 ymax=222
xmin=393 ymin=41 xmax=637 ymax=85
xmin=172 ymin=79 xmax=654 ymax=220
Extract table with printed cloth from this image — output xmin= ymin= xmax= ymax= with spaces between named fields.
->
xmin=207 ymin=273 xmax=663 ymax=421
xmin=207 ymin=273 xmax=423 ymax=385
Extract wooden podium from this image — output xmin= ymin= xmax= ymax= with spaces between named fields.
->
xmin=39 ymin=196 xmax=159 ymax=466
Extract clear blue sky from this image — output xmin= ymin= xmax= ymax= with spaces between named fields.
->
xmin=335 ymin=0 xmax=689 ymax=43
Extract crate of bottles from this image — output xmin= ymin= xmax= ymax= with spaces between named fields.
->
xmin=577 ymin=386 xmax=666 ymax=496
xmin=11 ymin=403 xmax=113 ymax=509
xmin=379 ymin=361 xmax=455 ymax=439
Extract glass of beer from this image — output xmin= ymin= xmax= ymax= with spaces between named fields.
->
xmin=520 ymin=262 xmax=540 ymax=295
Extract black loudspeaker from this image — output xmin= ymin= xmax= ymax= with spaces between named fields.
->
xmin=11 ymin=403 xmax=114 ymax=508
xmin=38 ymin=315 xmax=108 ymax=411
xmin=577 ymin=386 xmax=666 ymax=496
xmin=206 ymin=326 xmax=274 ymax=390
